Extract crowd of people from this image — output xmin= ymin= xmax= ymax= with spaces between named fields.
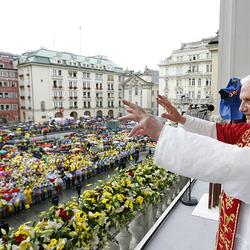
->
xmin=0 ymin=117 xmax=150 ymax=219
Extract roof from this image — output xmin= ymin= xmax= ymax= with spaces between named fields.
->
xmin=18 ymin=49 xmax=123 ymax=73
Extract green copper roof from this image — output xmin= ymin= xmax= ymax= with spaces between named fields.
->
xmin=18 ymin=49 xmax=123 ymax=73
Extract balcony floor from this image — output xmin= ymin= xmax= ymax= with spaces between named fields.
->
xmin=144 ymin=181 xmax=218 ymax=250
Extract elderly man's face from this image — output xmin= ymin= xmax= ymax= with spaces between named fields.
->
xmin=239 ymin=83 xmax=250 ymax=123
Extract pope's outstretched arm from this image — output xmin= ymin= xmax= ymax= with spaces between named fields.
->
xmin=119 ymin=99 xmax=250 ymax=204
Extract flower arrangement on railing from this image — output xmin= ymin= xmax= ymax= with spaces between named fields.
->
xmin=0 ymin=158 xmax=177 ymax=250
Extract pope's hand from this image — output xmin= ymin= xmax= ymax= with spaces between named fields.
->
xmin=157 ymin=95 xmax=186 ymax=124
xmin=118 ymin=100 xmax=164 ymax=141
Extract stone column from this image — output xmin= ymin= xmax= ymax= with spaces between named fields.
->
xmin=218 ymin=0 xmax=250 ymax=88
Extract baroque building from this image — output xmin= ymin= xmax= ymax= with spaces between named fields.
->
xmin=159 ymin=36 xmax=217 ymax=115
xmin=123 ymin=67 xmax=159 ymax=116
xmin=0 ymin=52 xmax=20 ymax=123
xmin=17 ymin=49 xmax=124 ymax=122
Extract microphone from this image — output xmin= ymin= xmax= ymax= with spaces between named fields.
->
xmin=197 ymin=104 xmax=214 ymax=113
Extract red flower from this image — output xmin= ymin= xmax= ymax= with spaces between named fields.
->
xmin=14 ymin=234 xmax=26 ymax=245
xmin=127 ymin=170 xmax=134 ymax=177
xmin=59 ymin=208 xmax=71 ymax=221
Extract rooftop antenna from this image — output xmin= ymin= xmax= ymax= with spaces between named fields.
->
xmin=53 ymin=33 xmax=56 ymax=49
xmin=79 ymin=25 xmax=82 ymax=55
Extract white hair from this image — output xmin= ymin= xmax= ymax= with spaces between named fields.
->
xmin=241 ymin=75 xmax=250 ymax=86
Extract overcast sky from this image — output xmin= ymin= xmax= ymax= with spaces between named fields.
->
xmin=2 ymin=0 xmax=220 ymax=71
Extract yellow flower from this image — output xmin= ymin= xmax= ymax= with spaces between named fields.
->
xmin=125 ymin=178 xmax=131 ymax=187
xmin=135 ymin=196 xmax=144 ymax=206
xmin=105 ymin=204 xmax=112 ymax=212
xmin=75 ymin=211 xmax=82 ymax=218
xmin=48 ymin=238 xmax=57 ymax=249
xmin=103 ymin=191 xmax=112 ymax=198
xmin=101 ymin=198 xmax=109 ymax=204
xmin=116 ymin=194 xmax=124 ymax=202
xmin=20 ymin=240 xmax=32 ymax=250
xmin=93 ymin=212 xmax=101 ymax=218
xmin=76 ymin=217 xmax=83 ymax=223
xmin=124 ymin=199 xmax=133 ymax=210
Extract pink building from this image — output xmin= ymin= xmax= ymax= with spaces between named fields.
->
xmin=0 ymin=53 xmax=20 ymax=123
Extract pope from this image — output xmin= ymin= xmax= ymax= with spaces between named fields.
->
xmin=119 ymin=75 xmax=250 ymax=250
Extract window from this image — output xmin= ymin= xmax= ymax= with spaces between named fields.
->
xmin=118 ymin=76 xmax=123 ymax=82
xmin=69 ymin=71 xmax=77 ymax=78
xmin=53 ymin=80 xmax=57 ymax=88
xmin=189 ymin=78 xmax=191 ymax=86
xmin=192 ymin=79 xmax=195 ymax=86
xmin=53 ymin=69 xmax=62 ymax=76
xmin=83 ymin=72 xmax=90 ymax=79
xmin=41 ymin=101 xmax=45 ymax=111
xmin=206 ymin=79 xmax=211 ymax=86
xmin=206 ymin=65 xmax=210 ymax=72
xmin=135 ymin=87 xmax=138 ymax=95
xmin=58 ymin=80 xmax=63 ymax=88
xmin=198 ymin=78 xmax=201 ymax=87
xmin=0 ymin=64 xmax=4 ymax=68
xmin=12 ymin=104 xmax=17 ymax=110
xmin=107 ymin=75 xmax=114 ymax=81
xmin=96 ymin=74 xmax=103 ymax=80
xmin=11 ymin=81 xmax=17 ymax=87
xmin=10 ymin=92 xmax=17 ymax=98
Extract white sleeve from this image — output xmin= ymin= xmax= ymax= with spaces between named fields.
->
xmin=154 ymin=125 xmax=250 ymax=204
xmin=179 ymin=115 xmax=217 ymax=139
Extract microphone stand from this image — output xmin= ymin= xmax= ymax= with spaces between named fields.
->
xmin=181 ymin=178 xmax=198 ymax=206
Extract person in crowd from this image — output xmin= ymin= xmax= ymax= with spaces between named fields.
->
xmin=51 ymin=194 xmax=59 ymax=206
xmin=24 ymin=186 xmax=32 ymax=208
xmin=119 ymin=75 xmax=250 ymax=250
xmin=76 ymin=181 xmax=82 ymax=199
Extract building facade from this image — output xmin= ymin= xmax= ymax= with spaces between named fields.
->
xmin=0 ymin=53 xmax=20 ymax=123
xmin=159 ymin=37 xmax=216 ymax=115
xmin=123 ymin=67 xmax=159 ymax=116
xmin=206 ymin=34 xmax=219 ymax=116
xmin=17 ymin=49 xmax=124 ymax=122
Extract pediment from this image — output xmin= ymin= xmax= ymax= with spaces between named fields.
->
xmin=124 ymin=75 xmax=148 ymax=87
